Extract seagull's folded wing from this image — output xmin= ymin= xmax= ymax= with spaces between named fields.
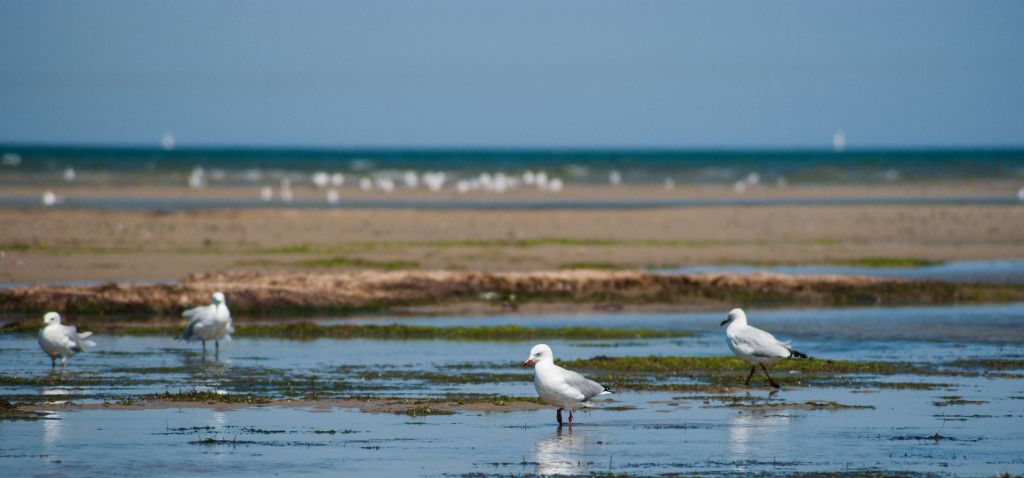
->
xmin=561 ymin=368 xmax=607 ymax=401
xmin=731 ymin=326 xmax=791 ymax=359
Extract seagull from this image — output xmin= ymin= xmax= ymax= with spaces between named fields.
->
xmin=178 ymin=292 xmax=234 ymax=355
xmin=523 ymin=344 xmax=611 ymax=427
xmin=720 ymin=308 xmax=808 ymax=388
xmin=38 ymin=312 xmax=96 ymax=368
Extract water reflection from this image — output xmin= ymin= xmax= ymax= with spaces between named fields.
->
xmin=209 ymin=410 xmax=229 ymax=429
xmin=534 ymin=427 xmax=589 ymax=476
xmin=181 ymin=350 xmax=230 ymax=370
xmin=42 ymin=370 xmax=76 ymax=399
xmin=179 ymin=351 xmax=232 ymax=395
xmin=727 ymin=403 xmax=793 ymax=458
xmin=42 ymin=412 xmax=63 ymax=452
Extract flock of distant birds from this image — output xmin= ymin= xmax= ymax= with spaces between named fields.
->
xmin=12 ymin=150 xmax=775 ymax=208
xmin=7 ymin=151 xmax=1024 ymax=207
xmin=37 ymin=292 xmax=807 ymax=427
xmin=33 ymin=160 xmax=585 ymax=207
xmin=33 ymin=166 xmax=779 ymax=207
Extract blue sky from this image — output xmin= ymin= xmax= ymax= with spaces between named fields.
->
xmin=1 ymin=0 xmax=1022 ymax=149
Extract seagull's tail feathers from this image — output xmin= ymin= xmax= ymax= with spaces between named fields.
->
xmin=581 ymin=390 xmax=613 ymax=408
xmin=788 ymin=348 xmax=809 ymax=359
xmin=78 ymin=331 xmax=93 ymax=340
xmin=81 ymin=338 xmax=97 ymax=349
xmin=177 ymin=325 xmax=194 ymax=342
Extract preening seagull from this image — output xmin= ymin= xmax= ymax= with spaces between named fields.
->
xmin=721 ymin=308 xmax=808 ymax=388
xmin=523 ymin=344 xmax=611 ymax=426
xmin=178 ymin=292 xmax=234 ymax=355
xmin=38 ymin=312 xmax=96 ymax=368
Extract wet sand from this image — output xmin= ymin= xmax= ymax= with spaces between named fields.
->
xmin=2 ymin=182 xmax=1023 ymax=285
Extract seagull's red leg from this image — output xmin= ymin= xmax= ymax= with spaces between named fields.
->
xmin=556 ymin=408 xmax=563 ymax=425
xmin=761 ymin=364 xmax=780 ymax=388
xmin=744 ymin=365 xmax=757 ymax=385
xmin=568 ymin=411 xmax=573 ymax=428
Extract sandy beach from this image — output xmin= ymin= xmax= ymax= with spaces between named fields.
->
xmin=2 ymin=182 xmax=1023 ymax=285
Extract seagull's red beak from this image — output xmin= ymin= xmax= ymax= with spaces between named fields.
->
xmin=522 ymin=358 xmax=533 ymax=367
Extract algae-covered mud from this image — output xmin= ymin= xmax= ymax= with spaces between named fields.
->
xmin=1 ymin=304 xmax=1022 ymax=476
xmin=4 ymin=269 xmax=1024 ymax=317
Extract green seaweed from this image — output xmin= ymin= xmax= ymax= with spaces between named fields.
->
xmin=828 ymin=257 xmax=945 ymax=268
xmin=0 ymin=397 xmax=48 ymax=421
xmin=558 ymin=355 xmax=951 ymax=376
xmin=249 ymin=245 xmax=315 ymax=254
xmin=388 ymin=406 xmax=456 ymax=417
xmin=560 ymin=263 xmax=628 ymax=270
xmin=147 ymin=390 xmax=272 ymax=404
xmin=297 ymin=256 xmax=419 ymax=269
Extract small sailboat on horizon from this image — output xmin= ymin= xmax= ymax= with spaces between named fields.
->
xmin=161 ymin=132 xmax=176 ymax=151
xmin=832 ymin=129 xmax=846 ymax=152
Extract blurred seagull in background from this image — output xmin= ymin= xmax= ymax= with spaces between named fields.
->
xmin=721 ymin=308 xmax=808 ymax=388
xmin=41 ymin=190 xmax=58 ymax=206
xmin=523 ymin=344 xmax=611 ymax=427
xmin=178 ymin=292 xmax=234 ymax=356
xmin=38 ymin=312 xmax=96 ymax=368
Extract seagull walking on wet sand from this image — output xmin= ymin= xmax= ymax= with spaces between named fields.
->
xmin=523 ymin=344 xmax=611 ymax=427
xmin=721 ymin=308 xmax=808 ymax=388
xmin=38 ymin=312 xmax=96 ymax=368
xmin=178 ymin=292 xmax=234 ymax=355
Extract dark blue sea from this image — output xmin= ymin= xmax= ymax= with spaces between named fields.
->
xmin=2 ymin=145 xmax=1022 ymax=186
xmin=2 ymin=145 xmax=1022 ymax=209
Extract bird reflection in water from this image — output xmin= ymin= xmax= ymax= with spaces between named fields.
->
xmin=42 ymin=412 xmax=64 ymax=453
xmin=533 ymin=427 xmax=590 ymax=476
xmin=727 ymin=392 xmax=792 ymax=459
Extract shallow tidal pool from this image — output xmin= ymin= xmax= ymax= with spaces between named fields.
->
xmin=1 ymin=303 xmax=1022 ymax=477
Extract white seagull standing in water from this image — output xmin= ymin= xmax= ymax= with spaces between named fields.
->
xmin=523 ymin=344 xmax=611 ymax=427
xmin=178 ymin=292 xmax=234 ymax=355
xmin=38 ymin=312 xmax=96 ymax=368
xmin=721 ymin=308 xmax=808 ymax=388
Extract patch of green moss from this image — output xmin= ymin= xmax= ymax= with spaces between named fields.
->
xmin=388 ymin=406 xmax=455 ymax=417
xmin=558 ymin=355 xmax=954 ymax=376
xmin=559 ymin=263 xmax=628 ymax=270
xmin=297 ymin=256 xmax=419 ymax=269
xmin=249 ymin=245 xmax=315 ymax=254
xmin=0 ymin=397 xmax=48 ymax=421
xmin=148 ymin=390 xmax=272 ymax=404
xmin=314 ymin=429 xmax=358 ymax=434
xmin=829 ymin=257 xmax=945 ymax=268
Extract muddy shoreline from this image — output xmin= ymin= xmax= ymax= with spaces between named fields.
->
xmin=2 ymin=269 xmax=1021 ymax=321
xmin=2 ymin=186 xmax=1023 ymax=285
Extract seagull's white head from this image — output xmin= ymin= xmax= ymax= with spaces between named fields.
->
xmin=212 ymin=292 xmax=226 ymax=305
xmin=523 ymin=343 xmax=553 ymax=367
xmin=720 ymin=308 xmax=747 ymax=327
xmin=43 ymin=311 xmax=62 ymax=325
